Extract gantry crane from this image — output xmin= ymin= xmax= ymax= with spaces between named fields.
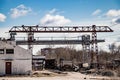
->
xmin=9 ymin=25 xmax=113 ymax=64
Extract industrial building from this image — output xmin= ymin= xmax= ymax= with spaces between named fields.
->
xmin=32 ymin=55 xmax=45 ymax=70
xmin=0 ymin=40 xmax=32 ymax=75
xmin=41 ymin=48 xmax=56 ymax=59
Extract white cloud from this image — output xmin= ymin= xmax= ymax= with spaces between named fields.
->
xmin=48 ymin=8 xmax=64 ymax=15
xmin=92 ymin=9 xmax=101 ymax=16
xmin=112 ymin=17 xmax=120 ymax=24
xmin=0 ymin=27 xmax=10 ymax=38
xmin=0 ymin=13 xmax=6 ymax=22
xmin=40 ymin=9 xmax=71 ymax=25
xmin=10 ymin=4 xmax=32 ymax=18
xmin=106 ymin=9 xmax=120 ymax=17
xmin=40 ymin=14 xmax=71 ymax=25
xmin=49 ymin=8 xmax=57 ymax=14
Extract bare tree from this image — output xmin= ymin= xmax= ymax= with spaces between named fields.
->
xmin=109 ymin=43 xmax=117 ymax=54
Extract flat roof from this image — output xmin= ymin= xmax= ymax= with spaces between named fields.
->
xmin=32 ymin=55 xmax=45 ymax=59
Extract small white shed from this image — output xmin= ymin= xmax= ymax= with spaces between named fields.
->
xmin=0 ymin=40 xmax=32 ymax=75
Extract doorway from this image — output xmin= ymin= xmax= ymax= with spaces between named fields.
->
xmin=6 ymin=62 xmax=12 ymax=74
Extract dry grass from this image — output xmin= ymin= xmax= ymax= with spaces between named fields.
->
xmin=115 ymin=68 xmax=120 ymax=77
xmin=32 ymin=70 xmax=67 ymax=77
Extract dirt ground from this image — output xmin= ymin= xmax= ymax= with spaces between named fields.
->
xmin=0 ymin=70 xmax=119 ymax=80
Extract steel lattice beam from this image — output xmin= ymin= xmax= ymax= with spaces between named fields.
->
xmin=9 ymin=25 xmax=113 ymax=33
xmin=16 ymin=40 xmax=105 ymax=45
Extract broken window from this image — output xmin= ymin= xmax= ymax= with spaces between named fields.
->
xmin=0 ymin=49 xmax=4 ymax=54
xmin=6 ymin=49 xmax=14 ymax=54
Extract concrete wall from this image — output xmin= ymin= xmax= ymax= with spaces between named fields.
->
xmin=0 ymin=41 xmax=32 ymax=75
xmin=12 ymin=60 xmax=31 ymax=75
xmin=0 ymin=60 xmax=5 ymax=75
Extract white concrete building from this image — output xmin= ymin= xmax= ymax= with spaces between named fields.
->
xmin=0 ymin=40 xmax=32 ymax=75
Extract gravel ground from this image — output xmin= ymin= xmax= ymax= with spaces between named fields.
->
xmin=0 ymin=71 xmax=119 ymax=80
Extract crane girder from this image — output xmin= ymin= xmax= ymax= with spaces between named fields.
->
xmin=9 ymin=25 xmax=113 ymax=33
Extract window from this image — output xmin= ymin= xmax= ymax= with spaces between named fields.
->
xmin=0 ymin=49 xmax=4 ymax=54
xmin=6 ymin=49 xmax=14 ymax=54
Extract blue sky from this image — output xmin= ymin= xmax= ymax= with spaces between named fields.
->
xmin=0 ymin=0 xmax=120 ymax=26
xmin=0 ymin=0 xmax=120 ymax=53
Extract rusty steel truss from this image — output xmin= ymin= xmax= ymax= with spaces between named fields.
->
xmin=9 ymin=25 xmax=113 ymax=64
xmin=9 ymin=25 xmax=113 ymax=33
